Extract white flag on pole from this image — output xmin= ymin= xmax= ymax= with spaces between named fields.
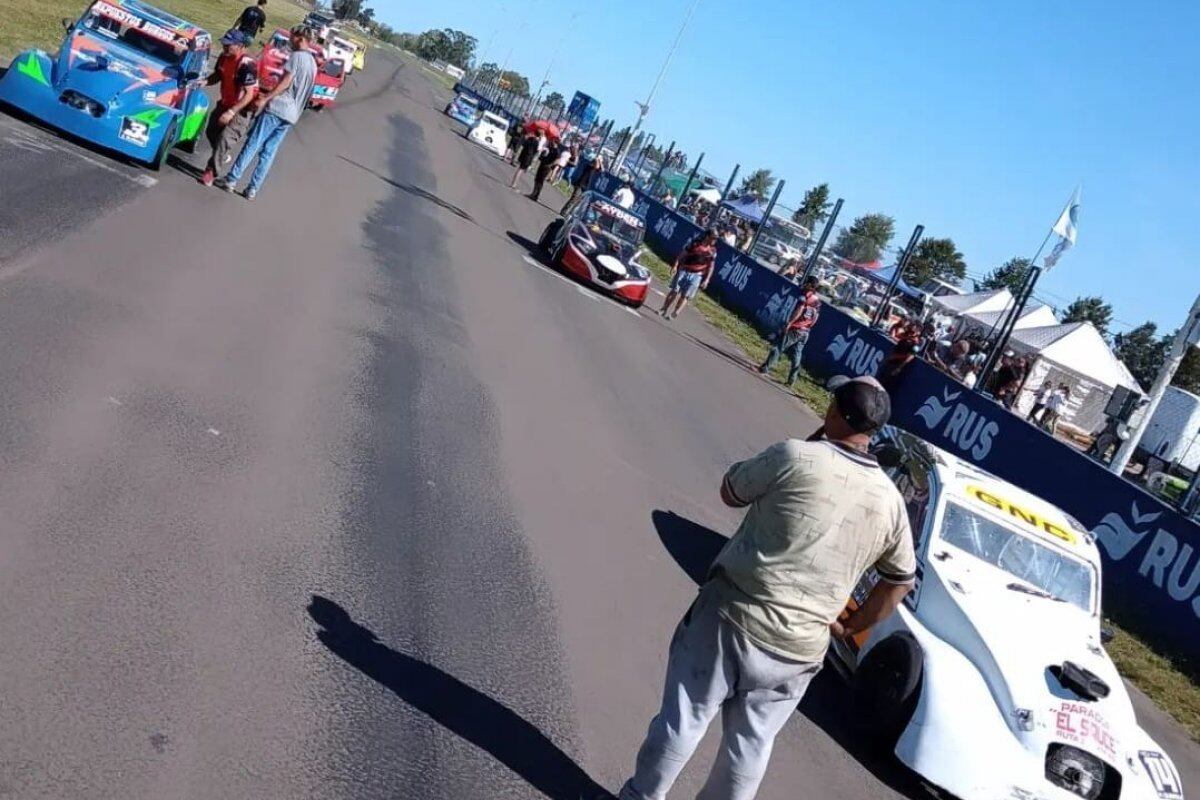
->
xmin=1043 ymin=186 xmax=1081 ymax=270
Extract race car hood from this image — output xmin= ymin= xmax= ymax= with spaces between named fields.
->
xmin=57 ymin=31 xmax=180 ymax=106
xmin=919 ymin=554 xmax=1139 ymax=754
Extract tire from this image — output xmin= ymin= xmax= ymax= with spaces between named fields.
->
xmin=851 ymin=632 xmax=923 ymax=753
xmin=538 ymin=219 xmax=563 ymax=254
xmin=149 ymin=119 xmax=177 ymax=172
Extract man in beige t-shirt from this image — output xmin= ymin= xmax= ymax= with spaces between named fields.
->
xmin=620 ymin=376 xmax=916 ymax=800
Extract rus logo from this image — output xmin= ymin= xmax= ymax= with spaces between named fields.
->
xmin=825 ymin=327 xmax=883 ymax=376
xmin=653 ymin=215 xmax=677 ymax=241
xmin=913 ymin=387 xmax=999 ymax=460
xmin=1094 ymin=502 xmax=1200 ymax=618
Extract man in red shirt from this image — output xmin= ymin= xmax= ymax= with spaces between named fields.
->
xmin=758 ymin=276 xmax=821 ymax=386
xmin=660 ymin=229 xmax=719 ymax=320
xmin=199 ymin=30 xmax=259 ymax=187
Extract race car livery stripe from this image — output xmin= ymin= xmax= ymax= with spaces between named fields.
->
xmin=16 ymin=53 xmax=50 ymax=86
xmin=966 ymin=485 xmax=1077 ymax=545
xmin=179 ymin=106 xmax=207 ymax=141
xmin=130 ymin=107 xmax=169 ymax=128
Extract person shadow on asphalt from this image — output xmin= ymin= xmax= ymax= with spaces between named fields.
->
xmin=307 ymin=595 xmax=613 ymax=799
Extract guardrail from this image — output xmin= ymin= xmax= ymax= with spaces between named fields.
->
xmin=584 ymin=172 xmax=1200 ymax=663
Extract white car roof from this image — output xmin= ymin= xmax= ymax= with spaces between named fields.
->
xmin=480 ymin=112 xmax=508 ymax=128
xmin=925 ymin=443 xmax=1097 ymax=564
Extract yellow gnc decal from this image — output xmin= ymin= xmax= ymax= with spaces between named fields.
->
xmin=966 ymin=486 xmax=1077 ymax=545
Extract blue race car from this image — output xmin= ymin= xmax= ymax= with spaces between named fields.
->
xmin=0 ymin=0 xmax=212 ymax=169
xmin=444 ymin=92 xmax=480 ymax=126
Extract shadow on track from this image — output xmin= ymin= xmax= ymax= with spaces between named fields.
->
xmin=307 ymin=595 xmax=614 ymax=800
xmin=649 ymin=510 xmax=930 ymax=800
xmin=166 ymin=152 xmax=204 ymax=180
xmin=338 ymin=154 xmax=475 ymax=222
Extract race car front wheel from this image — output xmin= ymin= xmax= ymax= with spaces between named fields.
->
xmin=538 ymin=219 xmax=563 ymax=255
xmin=851 ymin=632 xmax=923 ymax=753
xmin=150 ymin=119 xmax=178 ymax=172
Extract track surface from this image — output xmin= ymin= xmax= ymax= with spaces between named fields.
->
xmin=0 ymin=52 xmax=1194 ymax=799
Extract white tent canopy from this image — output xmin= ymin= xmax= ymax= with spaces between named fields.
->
xmin=957 ymin=303 xmax=1059 ymax=335
xmin=687 ymin=187 xmax=722 ymax=204
xmin=930 ymin=288 xmax=1014 ymax=316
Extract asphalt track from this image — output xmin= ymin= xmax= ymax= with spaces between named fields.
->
xmin=0 ymin=51 xmax=1194 ymax=799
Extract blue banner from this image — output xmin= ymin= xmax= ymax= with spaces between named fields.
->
xmin=590 ymin=173 xmax=1200 ymax=661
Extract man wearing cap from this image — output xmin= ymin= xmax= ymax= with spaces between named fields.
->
xmin=758 ymin=275 xmax=821 ymax=387
xmin=199 ymin=30 xmax=259 ymax=187
xmin=619 ymin=375 xmax=916 ymax=800
xmin=216 ymin=25 xmax=317 ymax=199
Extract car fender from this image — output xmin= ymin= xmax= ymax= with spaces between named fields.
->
xmin=867 ymin=613 xmax=1046 ymax=799
xmin=0 ymin=49 xmax=55 ymax=102
xmin=177 ymin=87 xmax=210 ymax=144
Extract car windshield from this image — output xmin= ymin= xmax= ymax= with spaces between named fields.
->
xmin=82 ymin=8 xmax=186 ymax=65
xmin=482 ymin=114 xmax=508 ymax=129
xmin=456 ymin=96 xmax=478 ymax=108
xmin=582 ymin=204 xmax=642 ymax=244
xmin=941 ymin=502 xmax=1095 ymax=613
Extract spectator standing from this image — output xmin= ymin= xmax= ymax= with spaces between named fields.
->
xmin=613 ymin=180 xmax=635 ymax=209
xmin=758 ymin=276 xmax=821 ymax=387
xmin=721 ymin=226 xmax=738 ymax=247
xmin=569 ymin=151 xmax=605 ymax=201
xmin=549 ymin=141 xmax=573 ymax=184
xmin=505 ymin=123 xmax=524 ymax=164
xmin=659 ymin=229 xmax=718 ymax=320
xmin=1040 ymin=384 xmax=1070 ymax=434
xmin=527 ymin=139 xmax=561 ymax=202
xmin=618 ymin=375 xmax=915 ymax=800
xmin=233 ymin=0 xmax=267 ymax=39
xmin=509 ymin=131 xmax=543 ymax=189
xmin=1027 ymin=381 xmax=1054 ymax=425
xmin=662 ymin=188 xmax=676 ymax=207
xmin=216 ymin=26 xmax=316 ymax=199
xmin=199 ymin=30 xmax=258 ymax=187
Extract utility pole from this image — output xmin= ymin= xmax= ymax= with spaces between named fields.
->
xmin=1110 ymin=293 xmax=1200 ymax=476
xmin=612 ymin=0 xmax=702 ymax=172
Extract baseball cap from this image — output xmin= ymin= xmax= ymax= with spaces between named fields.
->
xmin=220 ymin=29 xmax=252 ymax=46
xmin=827 ymin=375 xmax=891 ymax=433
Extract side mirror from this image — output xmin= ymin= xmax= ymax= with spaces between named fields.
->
xmin=1100 ymin=627 xmax=1115 ymax=645
xmin=61 ymin=17 xmax=73 ymax=29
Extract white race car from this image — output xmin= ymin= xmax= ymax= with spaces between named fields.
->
xmin=829 ymin=429 xmax=1185 ymax=800
xmin=467 ymin=112 xmax=510 ymax=157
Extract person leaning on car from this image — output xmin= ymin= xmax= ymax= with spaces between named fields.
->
xmin=619 ymin=375 xmax=916 ymax=800
xmin=199 ymin=29 xmax=259 ymax=187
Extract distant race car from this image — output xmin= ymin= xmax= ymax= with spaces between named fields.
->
xmin=348 ymin=38 xmax=366 ymax=72
xmin=445 ymin=92 xmax=480 ymax=126
xmin=466 ymin=111 xmax=509 ymax=156
xmin=538 ymin=191 xmax=652 ymax=308
xmin=829 ymin=428 xmax=1185 ymax=800
xmin=325 ymin=35 xmax=357 ymax=75
xmin=258 ymin=28 xmax=344 ymax=112
xmin=0 ymin=0 xmax=212 ymax=168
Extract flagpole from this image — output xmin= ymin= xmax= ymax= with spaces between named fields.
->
xmin=975 ymin=228 xmax=1054 ymax=384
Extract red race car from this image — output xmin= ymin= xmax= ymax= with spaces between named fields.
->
xmin=258 ymin=28 xmax=344 ymax=111
xmin=538 ymin=191 xmax=652 ymax=307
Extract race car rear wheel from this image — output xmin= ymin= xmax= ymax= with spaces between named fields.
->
xmin=538 ymin=219 xmax=563 ymax=255
xmin=852 ymin=632 xmax=923 ymax=753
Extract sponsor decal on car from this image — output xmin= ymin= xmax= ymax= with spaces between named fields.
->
xmin=1054 ymin=701 xmax=1116 ymax=759
xmin=1094 ymin=501 xmax=1200 ymax=619
xmin=118 ymin=116 xmax=150 ymax=146
xmin=966 ymin=485 xmax=1077 ymax=545
xmin=1138 ymin=750 xmax=1184 ymax=799
xmin=93 ymin=0 xmax=189 ymax=48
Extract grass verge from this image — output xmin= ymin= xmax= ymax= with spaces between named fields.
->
xmin=639 ymin=246 xmax=1199 ymax=742
xmin=1 ymin=0 xmax=310 ymax=62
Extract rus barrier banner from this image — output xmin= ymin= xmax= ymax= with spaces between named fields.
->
xmin=589 ymin=171 xmax=1200 ymax=660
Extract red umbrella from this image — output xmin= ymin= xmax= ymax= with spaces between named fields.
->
xmin=523 ymin=119 xmax=561 ymax=140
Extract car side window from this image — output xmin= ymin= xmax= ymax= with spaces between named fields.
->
xmin=892 ymin=456 xmax=931 ymax=551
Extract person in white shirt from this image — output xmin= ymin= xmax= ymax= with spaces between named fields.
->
xmin=613 ymin=181 xmax=635 ymax=209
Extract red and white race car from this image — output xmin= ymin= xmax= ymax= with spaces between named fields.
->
xmin=258 ymin=28 xmax=344 ymax=111
xmin=538 ymin=191 xmax=652 ymax=308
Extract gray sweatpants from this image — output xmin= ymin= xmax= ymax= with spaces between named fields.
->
xmin=619 ymin=583 xmax=820 ymax=800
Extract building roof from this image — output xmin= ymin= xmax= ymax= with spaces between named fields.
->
xmin=1010 ymin=322 xmax=1141 ymax=391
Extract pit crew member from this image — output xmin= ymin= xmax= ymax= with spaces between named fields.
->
xmin=199 ymin=29 xmax=259 ymax=186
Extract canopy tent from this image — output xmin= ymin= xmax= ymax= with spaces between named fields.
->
xmin=1007 ymin=322 xmax=1142 ymax=432
xmin=688 ymin=187 xmax=722 ymax=204
xmin=719 ymin=195 xmax=767 ymax=224
xmin=859 ymin=264 xmax=921 ymax=299
xmin=954 ymin=303 xmax=1059 ymax=338
xmin=929 ymin=288 xmax=1014 ymax=316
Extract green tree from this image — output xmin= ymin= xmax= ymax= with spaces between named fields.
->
xmin=332 ymin=0 xmax=361 ymax=20
xmin=975 ymin=257 xmax=1032 ymax=294
xmin=737 ymin=168 xmax=776 ymax=201
xmin=905 ymin=237 xmax=966 ymax=287
xmin=832 ymin=213 xmax=895 ymax=264
xmin=1173 ymin=343 xmax=1200 ymax=395
xmin=356 ymin=6 xmax=375 ymax=25
xmin=1114 ymin=322 xmax=1166 ymax=390
xmin=412 ymin=28 xmax=477 ymax=69
xmin=544 ymin=91 xmax=565 ymax=111
xmin=1061 ymin=296 xmax=1114 ymax=338
xmin=792 ymin=183 xmax=831 ymax=232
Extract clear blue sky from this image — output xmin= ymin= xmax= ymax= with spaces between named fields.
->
xmin=380 ymin=0 xmax=1198 ymax=335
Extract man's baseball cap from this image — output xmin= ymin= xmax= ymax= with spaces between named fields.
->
xmin=827 ymin=375 xmax=891 ymax=433
xmin=220 ymin=29 xmax=252 ymax=46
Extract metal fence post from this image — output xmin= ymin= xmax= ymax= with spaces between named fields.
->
xmin=748 ymin=179 xmax=784 ymax=254
xmin=648 ymin=140 xmax=675 ymax=196
xmin=800 ymin=198 xmax=843 ymax=283
xmin=678 ymin=152 xmax=705 ymax=208
xmin=870 ymin=224 xmax=924 ymax=327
